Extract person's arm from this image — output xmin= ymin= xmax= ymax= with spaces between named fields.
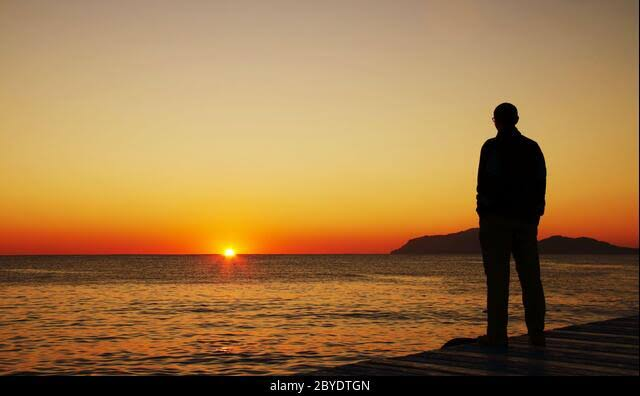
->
xmin=476 ymin=142 xmax=488 ymax=216
xmin=534 ymin=143 xmax=546 ymax=217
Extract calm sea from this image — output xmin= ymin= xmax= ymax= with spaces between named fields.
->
xmin=0 ymin=254 xmax=637 ymax=375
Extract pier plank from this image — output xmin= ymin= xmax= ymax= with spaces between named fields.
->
xmin=368 ymin=357 xmax=511 ymax=376
xmin=560 ymin=324 xmax=638 ymax=336
xmin=435 ymin=349 xmax=638 ymax=376
xmin=506 ymin=340 xmax=639 ymax=365
xmin=401 ymin=351 xmax=575 ymax=376
xmin=549 ymin=330 xmax=638 ymax=344
xmin=543 ymin=331 xmax=638 ymax=345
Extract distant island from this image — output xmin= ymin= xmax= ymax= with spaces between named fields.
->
xmin=391 ymin=228 xmax=639 ymax=255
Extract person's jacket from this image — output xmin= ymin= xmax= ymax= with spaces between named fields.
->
xmin=476 ymin=127 xmax=546 ymax=225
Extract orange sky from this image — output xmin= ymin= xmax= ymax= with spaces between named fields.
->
xmin=1 ymin=0 xmax=638 ymax=254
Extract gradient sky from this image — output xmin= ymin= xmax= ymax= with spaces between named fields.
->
xmin=1 ymin=0 xmax=638 ymax=254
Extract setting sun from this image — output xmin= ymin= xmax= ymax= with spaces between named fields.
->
xmin=223 ymin=248 xmax=236 ymax=258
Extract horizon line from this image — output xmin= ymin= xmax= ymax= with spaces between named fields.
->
xmin=0 ymin=252 xmax=398 ymax=257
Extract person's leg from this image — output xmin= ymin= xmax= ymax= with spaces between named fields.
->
xmin=512 ymin=221 xmax=546 ymax=342
xmin=479 ymin=215 xmax=512 ymax=344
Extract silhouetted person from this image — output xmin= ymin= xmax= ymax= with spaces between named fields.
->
xmin=476 ymin=103 xmax=547 ymax=348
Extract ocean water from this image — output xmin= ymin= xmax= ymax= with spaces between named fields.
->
xmin=0 ymin=254 xmax=637 ymax=375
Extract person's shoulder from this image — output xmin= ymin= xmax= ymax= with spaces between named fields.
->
xmin=481 ymin=137 xmax=497 ymax=150
xmin=518 ymin=133 xmax=542 ymax=150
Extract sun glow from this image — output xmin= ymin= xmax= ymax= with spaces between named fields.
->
xmin=223 ymin=248 xmax=236 ymax=258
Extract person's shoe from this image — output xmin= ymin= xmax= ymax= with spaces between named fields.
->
xmin=529 ymin=333 xmax=546 ymax=347
xmin=477 ymin=335 xmax=508 ymax=349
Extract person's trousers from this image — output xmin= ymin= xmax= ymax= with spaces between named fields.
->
xmin=479 ymin=214 xmax=546 ymax=342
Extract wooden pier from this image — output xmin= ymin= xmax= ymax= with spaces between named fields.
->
xmin=309 ymin=315 xmax=639 ymax=376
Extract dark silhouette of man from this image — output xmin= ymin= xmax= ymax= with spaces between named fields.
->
xmin=476 ymin=103 xmax=547 ymax=348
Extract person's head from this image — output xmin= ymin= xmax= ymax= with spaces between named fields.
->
xmin=492 ymin=102 xmax=519 ymax=131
